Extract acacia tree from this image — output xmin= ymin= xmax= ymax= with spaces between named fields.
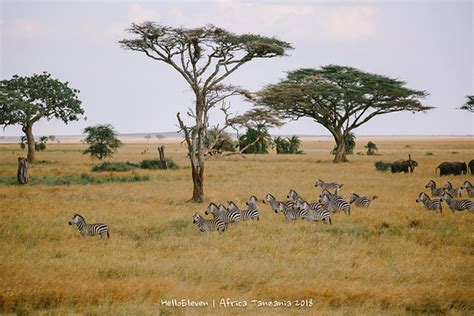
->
xmin=460 ymin=95 xmax=473 ymax=112
xmin=83 ymin=124 xmax=122 ymax=160
xmin=120 ymin=22 xmax=292 ymax=202
xmin=256 ymin=65 xmax=432 ymax=163
xmin=0 ymin=72 xmax=83 ymax=162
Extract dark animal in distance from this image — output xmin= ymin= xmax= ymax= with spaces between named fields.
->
xmin=391 ymin=154 xmax=418 ymax=173
xmin=436 ymin=161 xmax=467 ymax=176
xmin=468 ymin=159 xmax=474 ymax=175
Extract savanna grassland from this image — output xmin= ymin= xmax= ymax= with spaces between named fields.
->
xmin=0 ymin=137 xmax=473 ymax=315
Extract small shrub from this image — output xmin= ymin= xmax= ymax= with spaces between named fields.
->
xmin=274 ymin=136 xmax=304 ymax=154
xmin=140 ymin=158 xmax=179 ymax=170
xmin=91 ymin=161 xmax=139 ymax=172
xmin=425 ymin=152 xmax=433 ymax=156
xmin=365 ymin=141 xmax=378 ymax=155
xmin=375 ymin=161 xmax=392 ymax=172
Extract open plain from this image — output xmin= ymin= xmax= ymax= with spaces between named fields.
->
xmin=0 ymin=137 xmax=473 ymax=315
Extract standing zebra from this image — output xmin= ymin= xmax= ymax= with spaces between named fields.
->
xmin=416 ymin=192 xmax=442 ymax=213
xmin=296 ymin=200 xmax=331 ymax=224
xmin=205 ymin=203 xmax=241 ymax=224
xmin=242 ymin=195 xmax=260 ymax=221
xmin=425 ymin=180 xmax=444 ymax=197
xmin=349 ymin=193 xmax=377 ymax=208
xmin=319 ymin=190 xmax=351 ymax=214
xmin=314 ymin=179 xmax=343 ymax=192
xmin=68 ymin=214 xmax=110 ymax=238
xmin=263 ymin=193 xmax=296 ymax=212
xmin=462 ymin=180 xmax=474 ymax=197
xmin=192 ymin=213 xmax=226 ymax=233
xmin=441 ymin=192 xmax=474 ymax=213
xmin=443 ymin=181 xmax=462 ymax=198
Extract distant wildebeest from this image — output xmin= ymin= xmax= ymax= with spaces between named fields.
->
xmin=391 ymin=154 xmax=418 ymax=173
xmin=469 ymin=160 xmax=474 ymax=174
xmin=435 ymin=161 xmax=467 ymax=176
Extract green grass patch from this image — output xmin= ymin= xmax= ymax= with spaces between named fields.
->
xmin=139 ymin=158 xmax=179 ymax=170
xmin=0 ymin=173 xmax=149 ymax=186
xmin=91 ymin=161 xmax=139 ymax=172
xmin=375 ymin=161 xmax=392 ymax=172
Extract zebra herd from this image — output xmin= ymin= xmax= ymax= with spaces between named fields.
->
xmin=416 ymin=180 xmax=474 ymax=213
xmin=191 ymin=179 xmax=377 ymax=233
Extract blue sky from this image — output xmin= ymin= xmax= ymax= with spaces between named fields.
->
xmin=1 ymin=0 xmax=473 ymax=136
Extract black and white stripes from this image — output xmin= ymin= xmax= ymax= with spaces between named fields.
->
xmin=68 ymin=214 xmax=110 ymax=238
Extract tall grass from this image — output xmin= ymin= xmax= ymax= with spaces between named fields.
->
xmin=0 ymin=138 xmax=472 ymax=314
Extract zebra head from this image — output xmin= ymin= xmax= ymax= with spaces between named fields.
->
xmin=246 ymin=195 xmax=257 ymax=206
xmin=443 ymin=181 xmax=453 ymax=190
xmin=425 ymin=180 xmax=436 ymax=189
xmin=69 ymin=213 xmax=85 ymax=225
xmin=416 ymin=192 xmax=428 ymax=203
xmin=314 ymin=179 xmax=323 ymax=188
xmin=349 ymin=193 xmax=359 ymax=204
xmin=287 ymin=189 xmax=299 ymax=201
xmin=205 ymin=203 xmax=218 ymax=215
xmin=462 ymin=180 xmax=472 ymax=189
xmin=441 ymin=191 xmax=453 ymax=201
xmin=192 ymin=213 xmax=202 ymax=224
xmin=263 ymin=193 xmax=275 ymax=204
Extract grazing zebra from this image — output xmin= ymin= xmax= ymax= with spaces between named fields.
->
xmin=441 ymin=192 xmax=474 ymax=213
xmin=68 ymin=214 xmax=109 ymax=238
xmin=314 ymin=179 xmax=343 ymax=192
xmin=319 ymin=190 xmax=351 ymax=215
xmin=443 ymin=181 xmax=462 ymax=198
xmin=349 ymin=193 xmax=377 ymax=208
xmin=296 ymin=200 xmax=331 ymax=224
xmin=192 ymin=213 xmax=226 ymax=233
xmin=263 ymin=193 xmax=295 ymax=212
xmin=425 ymin=180 xmax=444 ymax=197
xmin=416 ymin=192 xmax=442 ymax=213
xmin=241 ymin=195 xmax=260 ymax=221
xmin=462 ymin=180 xmax=474 ymax=197
xmin=206 ymin=202 xmax=240 ymax=224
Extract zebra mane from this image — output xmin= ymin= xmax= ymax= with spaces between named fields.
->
xmin=265 ymin=193 xmax=276 ymax=200
xmin=351 ymin=193 xmax=360 ymax=198
xmin=228 ymin=201 xmax=239 ymax=209
xmin=443 ymin=191 xmax=454 ymax=198
xmin=249 ymin=195 xmax=257 ymax=201
xmin=464 ymin=180 xmax=472 ymax=186
xmin=208 ymin=202 xmax=218 ymax=208
xmin=74 ymin=213 xmax=85 ymax=222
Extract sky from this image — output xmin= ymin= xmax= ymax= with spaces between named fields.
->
xmin=0 ymin=0 xmax=473 ymax=137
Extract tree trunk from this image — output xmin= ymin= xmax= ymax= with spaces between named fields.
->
xmin=17 ymin=157 xmax=29 ymax=184
xmin=333 ymin=135 xmax=348 ymax=163
xmin=158 ymin=145 xmax=167 ymax=169
xmin=24 ymin=124 xmax=36 ymax=163
xmin=191 ymin=158 xmax=204 ymax=203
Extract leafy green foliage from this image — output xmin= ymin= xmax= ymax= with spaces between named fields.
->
xmin=274 ymin=136 xmax=303 ymax=154
xmin=140 ymin=158 xmax=179 ymax=170
xmin=83 ymin=124 xmax=122 ymax=160
xmin=331 ymin=133 xmax=356 ymax=155
xmin=375 ymin=161 xmax=392 ymax=172
xmin=239 ymin=124 xmax=272 ymax=154
xmin=256 ymin=65 xmax=432 ymax=162
xmin=19 ymin=135 xmax=48 ymax=151
xmin=91 ymin=161 xmax=139 ymax=172
xmin=365 ymin=141 xmax=378 ymax=155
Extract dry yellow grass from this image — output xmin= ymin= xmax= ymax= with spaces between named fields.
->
xmin=0 ymin=137 xmax=473 ymax=314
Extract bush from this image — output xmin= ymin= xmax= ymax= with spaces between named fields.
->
xmin=140 ymin=158 xmax=179 ymax=170
xmin=91 ymin=161 xmax=139 ymax=172
xmin=375 ymin=161 xmax=392 ymax=172
xmin=425 ymin=152 xmax=433 ymax=156
xmin=274 ymin=136 xmax=304 ymax=154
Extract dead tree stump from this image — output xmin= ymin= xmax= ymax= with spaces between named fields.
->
xmin=158 ymin=146 xmax=168 ymax=169
xmin=17 ymin=157 xmax=29 ymax=184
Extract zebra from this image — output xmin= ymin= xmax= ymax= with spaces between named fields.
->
xmin=205 ymin=202 xmax=240 ymax=224
xmin=462 ymin=180 xmax=474 ymax=197
xmin=425 ymin=180 xmax=444 ymax=197
xmin=443 ymin=181 xmax=462 ymax=198
xmin=263 ymin=193 xmax=295 ymax=212
xmin=192 ymin=213 xmax=225 ymax=233
xmin=295 ymin=199 xmax=331 ymax=224
xmin=241 ymin=195 xmax=260 ymax=221
xmin=319 ymin=190 xmax=351 ymax=214
xmin=349 ymin=193 xmax=377 ymax=208
xmin=441 ymin=192 xmax=474 ymax=213
xmin=276 ymin=201 xmax=308 ymax=221
xmin=415 ymin=192 xmax=442 ymax=213
xmin=314 ymin=179 xmax=343 ymax=192
xmin=68 ymin=214 xmax=109 ymax=238
xmin=287 ymin=189 xmax=305 ymax=203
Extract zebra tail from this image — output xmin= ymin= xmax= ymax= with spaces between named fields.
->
xmin=107 ymin=231 xmax=110 ymax=238
xmin=372 ymin=195 xmax=378 ymax=200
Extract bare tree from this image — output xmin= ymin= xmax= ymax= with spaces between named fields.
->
xmin=120 ymin=23 xmax=292 ymax=202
